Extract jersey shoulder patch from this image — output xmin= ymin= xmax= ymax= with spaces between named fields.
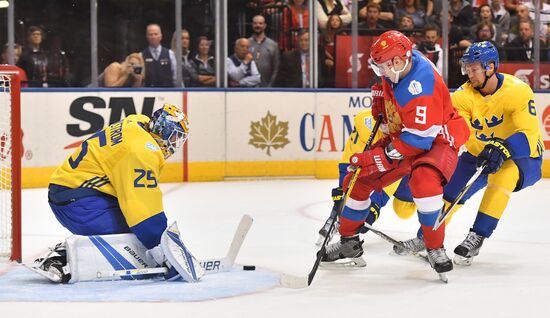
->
xmin=394 ymin=52 xmax=436 ymax=107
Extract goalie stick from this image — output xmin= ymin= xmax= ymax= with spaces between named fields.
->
xmin=432 ymin=165 xmax=485 ymax=231
xmin=96 ymin=214 xmax=253 ymax=279
xmin=280 ymin=114 xmax=383 ymax=289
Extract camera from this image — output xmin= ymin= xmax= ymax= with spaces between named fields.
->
xmin=132 ymin=66 xmax=143 ymax=75
xmin=418 ymin=41 xmax=436 ymax=52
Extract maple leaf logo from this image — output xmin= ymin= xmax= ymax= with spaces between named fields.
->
xmin=249 ymin=111 xmax=290 ymax=156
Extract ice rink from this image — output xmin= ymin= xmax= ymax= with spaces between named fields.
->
xmin=1 ymin=178 xmax=549 ymax=317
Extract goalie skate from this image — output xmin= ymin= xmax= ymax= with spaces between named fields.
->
xmin=24 ymin=243 xmax=71 ymax=283
xmin=453 ymin=230 xmax=485 ymax=266
xmin=320 ymin=236 xmax=366 ymax=269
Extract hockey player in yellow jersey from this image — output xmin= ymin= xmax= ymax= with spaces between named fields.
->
xmin=317 ymin=108 xmax=416 ymax=264
xmin=30 ymin=104 xmax=205 ymax=283
xmin=393 ymin=42 xmax=544 ymax=265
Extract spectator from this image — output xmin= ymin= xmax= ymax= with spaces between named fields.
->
xmin=276 ymin=30 xmax=322 ymax=87
xmin=446 ymin=11 xmax=473 ymax=49
xmin=317 ymin=0 xmax=352 ymax=30
xmin=99 ymin=53 xmax=145 ymax=88
xmin=504 ymin=0 xmax=524 ymax=14
xmin=470 ymin=5 xmax=499 ymax=43
xmin=525 ymin=0 xmax=550 ymax=36
xmin=227 ymin=38 xmax=261 ymax=87
xmin=141 ymin=24 xmax=176 ymax=87
xmin=509 ymin=4 xmax=531 ymax=42
xmin=359 ymin=2 xmax=386 ymax=30
xmin=192 ymin=36 xmax=216 ymax=87
xmin=446 ymin=9 xmax=472 ymax=87
xmin=47 ymin=35 xmax=71 ymax=87
xmin=426 ymin=0 xmax=443 ymax=25
xmin=507 ymin=20 xmax=549 ymax=61
xmin=17 ymin=26 xmax=49 ymax=87
xmin=171 ymin=29 xmax=198 ymax=87
xmin=490 ymin=0 xmax=511 ymax=45
xmin=2 ymin=43 xmax=23 ymax=65
xmin=280 ymin=0 xmax=310 ymax=51
xmin=395 ymin=0 xmax=426 ymax=29
xmin=360 ymin=0 xmax=398 ymax=28
xmin=415 ymin=24 xmax=443 ymax=74
xmin=1 ymin=43 xmax=28 ymax=86
xmin=399 ymin=15 xmax=415 ymax=31
xmin=287 ymin=0 xmax=309 ymax=29
xmin=450 ymin=0 xmax=475 ymax=38
xmin=423 ymin=0 xmax=435 ymax=21
xmin=248 ymin=15 xmax=280 ymax=87
xmin=322 ymin=14 xmax=345 ymax=87
xmin=473 ymin=21 xmax=495 ymax=42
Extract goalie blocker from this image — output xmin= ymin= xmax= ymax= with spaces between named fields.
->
xmin=27 ymin=222 xmax=204 ymax=283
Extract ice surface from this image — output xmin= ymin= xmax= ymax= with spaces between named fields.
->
xmin=1 ymin=179 xmax=549 ymax=317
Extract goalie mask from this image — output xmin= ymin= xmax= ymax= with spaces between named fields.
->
xmin=149 ymin=104 xmax=189 ymax=159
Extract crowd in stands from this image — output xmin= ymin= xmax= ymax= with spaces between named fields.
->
xmin=3 ymin=0 xmax=550 ymax=88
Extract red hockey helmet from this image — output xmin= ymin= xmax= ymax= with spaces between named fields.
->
xmin=370 ymin=30 xmax=412 ymax=65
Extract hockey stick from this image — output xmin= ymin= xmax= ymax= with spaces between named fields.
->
xmin=361 ymin=222 xmax=427 ymax=261
xmin=281 ymin=114 xmax=383 ymax=289
xmin=432 ymin=165 xmax=485 ymax=231
xmin=97 ymin=214 xmax=253 ymax=279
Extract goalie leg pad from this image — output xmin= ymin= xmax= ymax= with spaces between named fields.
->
xmin=66 ymin=233 xmax=158 ymax=283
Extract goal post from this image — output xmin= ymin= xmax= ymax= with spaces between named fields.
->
xmin=0 ymin=65 xmax=22 ymax=262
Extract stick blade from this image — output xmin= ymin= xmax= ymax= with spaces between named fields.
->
xmin=280 ymin=273 xmax=309 ymax=289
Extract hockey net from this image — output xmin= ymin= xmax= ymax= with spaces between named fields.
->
xmin=0 ymin=65 xmax=22 ymax=262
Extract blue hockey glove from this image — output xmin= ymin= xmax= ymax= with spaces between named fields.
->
xmin=477 ymin=138 xmax=512 ymax=174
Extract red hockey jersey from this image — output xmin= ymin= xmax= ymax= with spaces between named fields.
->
xmin=381 ymin=50 xmax=469 ymax=157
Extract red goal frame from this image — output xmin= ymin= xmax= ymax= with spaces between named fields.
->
xmin=0 ymin=65 xmax=22 ymax=262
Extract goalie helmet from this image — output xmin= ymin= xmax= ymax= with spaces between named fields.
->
xmin=149 ymin=103 xmax=189 ymax=159
xmin=460 ymin=41 xmax=499 ymax=74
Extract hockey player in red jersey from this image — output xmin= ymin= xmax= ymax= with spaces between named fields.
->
xmin=322 ymin=30 xmax=470 ymax=275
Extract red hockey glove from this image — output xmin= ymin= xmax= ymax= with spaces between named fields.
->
xmin=371 ymin=84 xmax=385 ymax=120
xmin=349 ymin=146 xmax=397 ymax=175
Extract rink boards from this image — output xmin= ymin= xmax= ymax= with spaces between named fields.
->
xmin=17 ymin=89 xmax=550 ymax=187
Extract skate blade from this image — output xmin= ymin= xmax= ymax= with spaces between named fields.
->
xmin=320 ymin=257 xmax=366 ymax=270
xmin=438 ymin=273 xmax=448 ymax=283
xmin=22 ymin=263 xmax=62 ymax=283
xmin=453 ymin=255 xmax=473 ymax=266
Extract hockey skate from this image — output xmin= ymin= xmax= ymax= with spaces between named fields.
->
xmin=453 ymin=230 xmax=485 ymax=266
xmin=393 ymin=237 xmax=426 ymax=256
xmin=24 ymin=242 xmax=71 ymax=283
xmin=320 ymin=235 xmax=366 ymax=269
xmin=316 ymin=217 xmax=339 ymax=246
xmin=426 ymin=247 xmax=453 ymax=283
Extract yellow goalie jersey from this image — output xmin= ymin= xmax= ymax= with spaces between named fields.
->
xmin=50 ymin=114 xmax=166 ymax=246
xmin=452 ymin=73 xmax=544 ymax=159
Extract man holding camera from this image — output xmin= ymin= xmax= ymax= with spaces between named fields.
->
xmin=99 ymin=53 xmax=145 ymax=88
xmin=415 ymin=24 xmax=443 ymax=75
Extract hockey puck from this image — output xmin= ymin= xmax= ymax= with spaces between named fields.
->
xmin=243 ymin=265 xmax=256 ymax=271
